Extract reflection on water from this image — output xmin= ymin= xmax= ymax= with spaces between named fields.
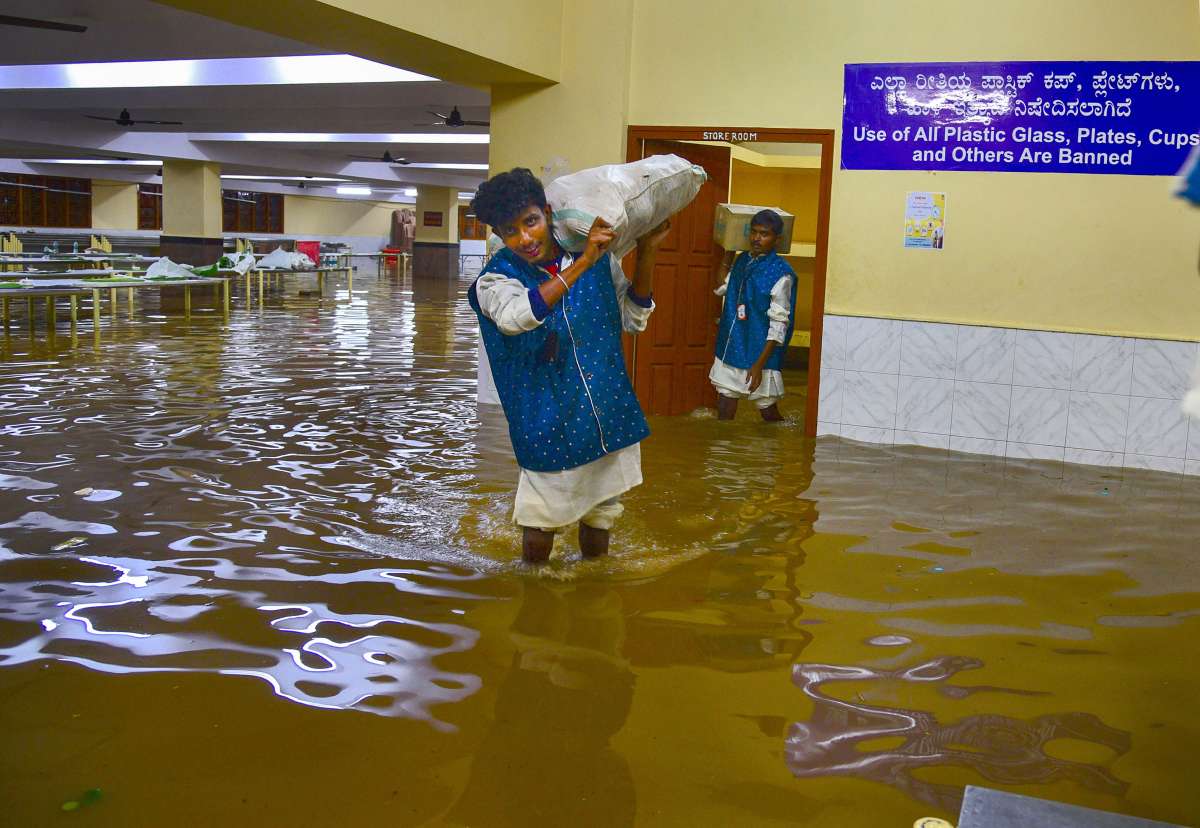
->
xmin=0 ymin=273 xmax=1198 ymax=826
xmin=786 ymin=654 xmax=1129 ymax=815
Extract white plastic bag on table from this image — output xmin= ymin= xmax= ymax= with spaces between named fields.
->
xmin=219 ymin=251 xmax=256 ymax=275
xmin=257 ymin=247 xmax=312 ymax=271
xmin=545 ymin=154 xmax=707 ymax=259
xmin=145 ymin=257 xmax=194 ymax=279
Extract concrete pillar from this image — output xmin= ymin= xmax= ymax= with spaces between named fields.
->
xmin=161 ymin=160 xmax=223 ymax=265
xmin=412 ymin=185 xmax=460 ymax=278
xmin=91 ymin=180 xmax=138 ymax=230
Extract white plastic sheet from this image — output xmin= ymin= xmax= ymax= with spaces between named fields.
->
xmin=145 ymin=257 xmax=194 ymax=279
xmin=257 ymin=247 xmax=313 ymax=271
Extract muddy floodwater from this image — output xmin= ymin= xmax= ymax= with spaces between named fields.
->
xmin=1 ymin=273 xmax=1198 ymax=826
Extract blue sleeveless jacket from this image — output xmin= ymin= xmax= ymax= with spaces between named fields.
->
xmin=714 ymin=251 xmax=797 ymax=371
xmin=469 ymin=247 xmax=650 ymax=473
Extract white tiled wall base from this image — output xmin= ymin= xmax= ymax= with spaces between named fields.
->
xmin=818 ymin=315 xmax=1200 ymax=477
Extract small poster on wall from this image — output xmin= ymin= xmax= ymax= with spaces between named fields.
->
xmin=903 ymin=192 xmax=945 ymax=249
xmin=423 ymin=211 xmax=443 ymax=227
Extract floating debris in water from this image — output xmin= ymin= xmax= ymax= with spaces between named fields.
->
xmin=51 ymin=537 xmax=87 ymax=551
xmin=61 ymin=788 xmax=102 ymax=813
xmin=867 ymin=635 xmax=913 ymax=647
xmin=930 ymin=565 xmax=945 ymax=573
xmin=73 ymin=487 xmax=94 ymax=496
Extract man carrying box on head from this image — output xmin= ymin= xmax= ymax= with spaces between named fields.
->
xmin=469 ymin=168 xmax=671 ymax=564
xmin=710 ymin=209 xmax=798 ymax=422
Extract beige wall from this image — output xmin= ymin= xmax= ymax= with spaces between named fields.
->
xmin=628 ymin=0 xmax=1200 ymax=341
xmin=490 ymin=0 xmax=635 ymax=176
xmin=284 ymin=194 xmax=397 ymax=237
xmin=91 ymin=180 xmax=138 ymax=230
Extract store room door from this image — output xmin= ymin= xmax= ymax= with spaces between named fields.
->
xmin=624 ymin=139 xmax=730 ymax=416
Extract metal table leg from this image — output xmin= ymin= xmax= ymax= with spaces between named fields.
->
xmin=184 ymin=284 xmax=192 ymax=319
xmin=91 ymin=289 xmax=100 ymax=346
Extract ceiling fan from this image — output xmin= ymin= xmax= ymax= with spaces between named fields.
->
xmin=85 ymin=108 xmax=183 ymax=127
xmin=0 ymin=14 xmax=87 ymax=33
xmin=346 ymin=150 xmax=411 ymax=165
xmin=417 ymin=106 xmax=489 ymax=128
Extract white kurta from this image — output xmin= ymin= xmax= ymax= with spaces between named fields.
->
xmin=710 ymin=268 xmax=795 ymax=409
xmin=475 ymin=253 xmax=655 ymax=530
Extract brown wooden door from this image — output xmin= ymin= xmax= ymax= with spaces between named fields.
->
xmin=625 ymin=139 xmax=730 ymax=416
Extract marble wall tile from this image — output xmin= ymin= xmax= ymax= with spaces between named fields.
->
xmin=1131 ymin=339 xmax=1198 ymax=399
xmin=955 ymin=327 xmax=1015 ymax=384
xmin=1066 ymin=391 xmax=1129 ymax=453
xmin=1072 ymin=334 xmax=1134 ymax=395
xmin=845 ymin=317 xmax=901 ymax=374
xmin=1125 ymin=396 xmax=1190 ymax=458
xmin=895 ymin=430 xmax=951 ymax=450
xmin=1013 ymin=329 xmax=1075 ymax=389
xmin=1066 ymin=448 xmax=1124 ymax=468
xmin=1124 ymin=454 xmax=1186 ymax=475
xmin=949 ymin=435 xmax=1005 ymax=456
xmin=1007 ymin=386 xmax=1070 ymax=446
xmin=816 ymin=315 xmax=1199 ymax=475
xmin=843 ymin=371 xmax=899 ymax=429
xmin=841 ymin=425 xmax=895 ymax=444
xmin=1006 ymin=442 xmax=1066 ymax=461
xmin=820 ymin=314 xmax=849 ymax=370
xmin=899 ymin=321 xmax=957 ymax=379
xmin=896 ymin=376 xmax=954 ymax=434
xmin=951 ymin=381 xmax=1011 ymax=440
xmin=818 ymin=366 xmax=845 ymax=424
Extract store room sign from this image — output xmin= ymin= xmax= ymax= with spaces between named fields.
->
xmin=842 ymin=61 xmax=1200 ymax=175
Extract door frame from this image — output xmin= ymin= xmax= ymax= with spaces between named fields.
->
xmin=626 ymin=126 xmax=835 ymax=438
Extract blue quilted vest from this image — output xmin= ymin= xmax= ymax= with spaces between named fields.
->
xmin=469 ymin=247 xmax=650 ymax=473
xmin=714 ymin=251 xmax=797 ymax=371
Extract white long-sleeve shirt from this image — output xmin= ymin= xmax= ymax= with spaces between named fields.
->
xmin=474 ymin=252 xmax=654 ymax=335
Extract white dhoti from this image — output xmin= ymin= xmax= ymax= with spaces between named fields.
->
xmin=709 ymin=358 xmax=785 ymax=409
xmin=513 ymin=443 xmax=643 ymax=531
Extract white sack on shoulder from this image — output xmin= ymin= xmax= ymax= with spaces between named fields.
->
xmin=546 ymin=154 xmax=707 ymax=260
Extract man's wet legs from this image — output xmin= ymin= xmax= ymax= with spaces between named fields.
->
xmin=522 ymin=527 xmax=554 ymax=563
xmin=579 ymin=523 xmax=610 ymax=559
xmin=717 ymin=395 xmax=738 ymax=420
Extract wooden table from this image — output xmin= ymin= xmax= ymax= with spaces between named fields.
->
xmin=248 ymin=266 xmax=354 ymax=305
xmin=0 ymin=285 xmax=93 ymax=343
xmin=1 ymin=276 xmax=229 ymax=346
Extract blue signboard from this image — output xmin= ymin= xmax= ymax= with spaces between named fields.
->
xmin=841 ymin=61 xmax=1200 ymax=175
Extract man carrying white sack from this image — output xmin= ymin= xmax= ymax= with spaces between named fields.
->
xmin=468 ymin=167 xmax=672 ymax=564
xmin=710 ymin=209 xmax=798 ymax=422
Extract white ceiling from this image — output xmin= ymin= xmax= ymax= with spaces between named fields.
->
xmin=0 ymin=0 xmax=491 ymax=200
